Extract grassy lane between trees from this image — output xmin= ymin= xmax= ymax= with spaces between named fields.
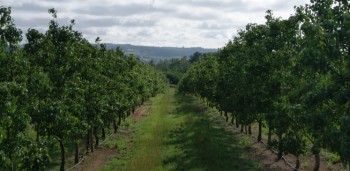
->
xmin=100 ymin=88 xmax=278 ymax=171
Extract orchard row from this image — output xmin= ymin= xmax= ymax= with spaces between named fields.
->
xmin=179 ymin=1 xmax=350 ymax=171
xmin=0 ymin=8 xmax=167 ymax=171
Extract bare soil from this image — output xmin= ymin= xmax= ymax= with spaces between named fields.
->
xmin=131 ymin=107 xmax=150 ymax=122
xmin=70 ymin=105 xmax=150 ymax=171
xmin=71 ymin=148 xmax=116 ymax=171
xmin=223 ymin=120 xmax=344 ymax=171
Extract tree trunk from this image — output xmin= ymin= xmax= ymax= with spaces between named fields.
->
xmin=267 ymin=126 xmax=272 ymax=147
xmin=236 ymin=119 xmax=239 ymax=128
xmin=245 ymin=125 xmax=248 ymax=134
xmin=113 ymin=120 xmax=118 ymax=133
xmin=89 ymin=127 xmax=94 ymax=153
xmin=95 ymin=136 xmax=99 ymax=148
xmin=248 ymin=125 xmax=252 ymax=135
xmin=231 ymin=115 xmax=234 ymax=125
xmin=314 ymin=149 xmax=320 ymax=171
xmin=102 ymin=128 xmax=106 ymax=140
xmin=94 ymin=127 xmax=99 ymax=148
xmin=224 ymin=111 xmax=228 ymax=122
xmin=118 ymin=113 xmax=122 ymax=126
xmin=86 ymin=131 xmax=89 ymax=152
xmin=276 ymin=134 xmax=283 ymax=161
xmin=240 ymin=124 xmax=244 ymax=133
xmin=74 ymin=142 xmax=79 ymax=164
xmin=220 ymin=110 xmax=223 ymax=116
xmin=59 ymin=140 xmax=65 ymax=171
xmin=295 ymin=155 xmax=300 ymax=171
xmin=257 ymin=119 xmax=262 ymax=142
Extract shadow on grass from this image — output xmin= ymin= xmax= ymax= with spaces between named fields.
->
xmin=163 ymin=93 xmax=271 ymax=171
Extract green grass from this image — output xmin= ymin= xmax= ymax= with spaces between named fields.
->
xmin=322 ymin=149 xmax=342 ymax=169
xmin=101 ymin=88 xmax=274 ymax=171
xmin=99 ymin=122 xmax=134 ymax=171
xmin=100 ymin=89 xmax=176 ymax=171
xmin=163 ymin=93 xmax=268 ymax=171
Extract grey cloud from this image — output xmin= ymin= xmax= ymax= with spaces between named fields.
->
xmin=76 ymin=18 xmax=121 ymax=28
xmin=164 ymin=0 xmax=239 ymax=8
xmin=33 ymin=0 xmax=73 ymax=2
xmin=76 ymin=17 xmax=157 ymax=28
xmin=200 ymin=31 xmax=227 ymax=39
xmin=122 ymin=19 xmax=156 ymax=27
xmin=176 ymin=11 xmax=219 ymax=20
xmin=14 ymin=15 xmax=157 ymax=29
xmin=164 ymin=0 xmax=307 ymax=15
xmin=75 ymin=3 xmax=174 ymax=17
xmin=273 ymin=1 xmax=306 ymax=11
xmin=13 ymin=17 xmax=72 ymax=28
xmin=164 ymin=0 xmax=266 ymax=12
xmin=13 ymin=18 xmax=49 ymax=28
xmin=198 ymin=22 xmax=233 ymax=30
xmin=78 ymin=28 xmax=108 ymax=37
xmin=137 ymin=29 xmax=153 ymax=37
xmin=11 ymin=3 xmax=49 ymax=13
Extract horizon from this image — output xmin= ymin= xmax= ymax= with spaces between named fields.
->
xmin=17 ymin=42 xmax=219 ymax=49
xmin=104 ymin=43 xmax=218 ymax=49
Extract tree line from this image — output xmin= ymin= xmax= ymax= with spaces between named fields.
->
xmin=0 ymin=8 xmax=167 ymax=171
xmin=152 ymin=51 xmax=210 ymax=85
xmin=179 ymin=0 xmax=350 ymax=171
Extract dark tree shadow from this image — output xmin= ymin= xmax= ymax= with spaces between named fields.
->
xmin=162 ymin=93 xmax=275 ymax=171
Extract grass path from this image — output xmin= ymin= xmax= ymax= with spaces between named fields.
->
xmin=100 ymin=89 xmax=274 ymax=171
xmin=121 ymin=89 xmax=174 ymax=170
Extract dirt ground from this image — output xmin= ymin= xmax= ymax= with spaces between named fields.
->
xmin=70 ymin=105 xmax=150 ymax=171
xmin=131 ymin=107 xmax=150 ymax=122
xmin=224 ymin=121 xmax=344 ymax=171
xmin=71 ymin=148 xmax=116 ymax=171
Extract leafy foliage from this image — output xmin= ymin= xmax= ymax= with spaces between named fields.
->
xmin=153 ymin=57 xmax=191 ymax=84
xmin=179 ymin=1 xmax=350 ymax=170
xmin=0 ymin=7 xmax=167 ymax=171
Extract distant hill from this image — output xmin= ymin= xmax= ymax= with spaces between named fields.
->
xmin=105 ymin=44 xmax=217 ymax=60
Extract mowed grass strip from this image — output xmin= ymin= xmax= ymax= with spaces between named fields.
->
xmin=100 ymin=89 xmax=177 ymax=171
xmin=122 ymin=89 xmax=175 ymax=171
xmin=101 ymin=88 xmax=276 ymax=171
xmin=162 ymin=94 xmax=273 ymax=171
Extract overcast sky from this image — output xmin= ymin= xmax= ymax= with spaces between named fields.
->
xmin=1 ymin=0 xmax=309 ymax=48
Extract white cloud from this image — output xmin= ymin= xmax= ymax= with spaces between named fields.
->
xmin=1 ymin=0 xmax=309 ymax=48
